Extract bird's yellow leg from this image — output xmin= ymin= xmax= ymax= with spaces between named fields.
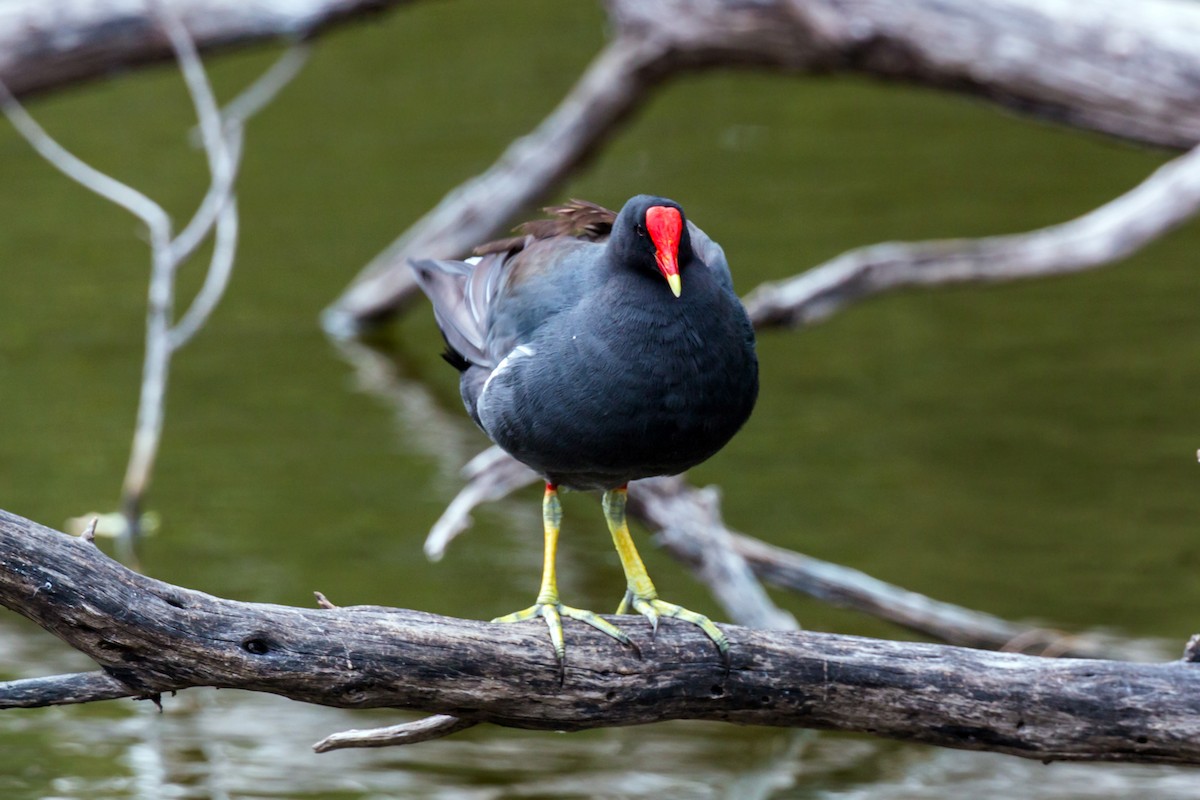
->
xmin=603 ymin=486 xmax=730 ymax=657
xmin=492 ymin=483 xmax=634 ymax=662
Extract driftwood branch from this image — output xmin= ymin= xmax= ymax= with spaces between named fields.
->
xmin=322 ymin=0 xmax=1200 ymax=333
xmin=8 ymin=0 xmax=1200 ymax=144
xmin=0 ymin=0 xmax=404 ymax=99
xmin=1 ymin=508 xmax=1198 ymax=763
xmin=742 ymin=142 xmax=1200 ymax=329
xmin=3 ymin=1 xmax=1199 ymax=332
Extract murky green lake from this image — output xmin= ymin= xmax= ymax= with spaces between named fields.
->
xmin=3 ymin=1 xmax=1200 ymax=797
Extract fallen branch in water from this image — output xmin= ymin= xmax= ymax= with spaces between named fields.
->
xmin=2 ymin=508 xmax=1198 ymax=763
xmin=322 ymin=0 xmax=1200 ymax=333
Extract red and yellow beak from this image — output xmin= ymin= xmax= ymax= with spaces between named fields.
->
xmin=646 ymin=205 xmax=683 ymax=298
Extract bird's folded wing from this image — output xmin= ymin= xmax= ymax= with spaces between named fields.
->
xmin=410 ymin=255 xmax=505 ymax=368
xmin=688 ymin=221 xmax=735 ymax=294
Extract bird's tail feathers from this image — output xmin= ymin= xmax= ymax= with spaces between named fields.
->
xmin=410 ymin=257 xmax=495 ymax=368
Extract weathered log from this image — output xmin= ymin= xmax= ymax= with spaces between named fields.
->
xmin=2 ymin=508 xmax=1199 ymax=763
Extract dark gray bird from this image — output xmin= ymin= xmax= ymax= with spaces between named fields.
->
xmin=412 ymin=195 xmax=758 ymax=662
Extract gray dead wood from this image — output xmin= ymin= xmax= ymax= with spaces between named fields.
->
xmin=322 ymin=0 xmax=1200 ymax=332
xmin=7 ymin=0 xmax=1199 ymax=148
xmin=2 ymin=2 xmax=1198 ymax=331
xmin=2 ymin=508 xmax=1200 ymax=763
xmin=0 ymin=0 xmax=409 ymax=99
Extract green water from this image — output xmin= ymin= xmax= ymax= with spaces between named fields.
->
xmin=3 ymin=1 xmax=1200 ymax=797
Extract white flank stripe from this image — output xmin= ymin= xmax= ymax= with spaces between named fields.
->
xmin=478 ymin=344 xmax=535 ymax=414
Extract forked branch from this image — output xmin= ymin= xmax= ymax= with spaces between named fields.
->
xmin=1 ymin=9 xmax=309 ymax=552
xmin=323 ymin=0 xmax=1200 ymax=332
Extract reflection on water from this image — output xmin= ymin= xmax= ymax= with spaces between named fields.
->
xmin=4 ymin=0 xmax=1200 ymax=796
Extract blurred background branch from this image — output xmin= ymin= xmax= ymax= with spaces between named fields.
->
xmin=1 ymin=7 xmax=307 ymax=557
xmin=322 ymin=0 xmax=1200 ymax=332
xmin=0 ymin=0 xmax=402 ymax=99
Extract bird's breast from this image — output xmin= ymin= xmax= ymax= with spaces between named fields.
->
xmin=475 ymin=275 xmax=758 ymax=489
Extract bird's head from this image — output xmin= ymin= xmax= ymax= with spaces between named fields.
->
xmin=611 ymin=195 xmax=694 ymax=298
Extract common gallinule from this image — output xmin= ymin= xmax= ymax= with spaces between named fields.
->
xmin=412 ymin=195 xmax=758 ymax=663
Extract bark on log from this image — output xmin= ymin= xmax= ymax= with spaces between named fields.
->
xmin=3 ymin=508 xmax=1200 ymax=763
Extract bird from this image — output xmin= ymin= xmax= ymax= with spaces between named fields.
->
xmin=411 ymin=194 xmax=758 ymax=664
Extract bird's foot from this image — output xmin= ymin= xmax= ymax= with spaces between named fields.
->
xmin=492 ymin=601 xmax=638 ymax=665
xmin=618 ymin=590 xmax=730 ymax=661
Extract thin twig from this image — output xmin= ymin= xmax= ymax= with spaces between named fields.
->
xmin=3 ymin=15 xmax=309 ymax=555
xmin=0 ymin=84 xmax=169 ymax=233
xmin=218 ymin=42 xmax=312 ymax=131
xmin=169 ymin=198 xmax=240 ymax=349
xmin=118 ymin=3 xmax=238 ymax=548
xmin=313 ymin=715 xmax=479 ymax=752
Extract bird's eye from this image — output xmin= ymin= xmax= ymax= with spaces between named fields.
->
xmin=635 ymin=224 xmax=646 ymax=237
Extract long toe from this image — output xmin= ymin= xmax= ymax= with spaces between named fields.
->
xmin=492 ymin=603 xmax=568 ymax=661
xmin=559 ymin=604 xmax=638 ymax=651
xmin=493 ymin=602 xmax=638 ymax=663
xmin=629 ymin=597 xmax=730 ymax=658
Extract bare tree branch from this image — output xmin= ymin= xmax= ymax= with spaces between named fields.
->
xmin=0 ymin=0 xmax=405 ymax=99
xmin=628 ymin=477 xmax=799 ymax=633
xmin=1 ymin=508 xmax=1198 ymax=763
xmin=320 ymin=35 xmax=672 ymax=335
xmin=322 ymin=0 xmax=1200 ymax=332
xmin=743 ymin=142 xmax=1200 ymax=329
xmin=423 ymin=446 xmax=541 ymax=562
xmin=2 ymin=11 xmax=309 ymax=551
xmin=0 ymin=671 xmax=145 ymax=710
xmin=313 ymin=715 xmax=479 ymax=753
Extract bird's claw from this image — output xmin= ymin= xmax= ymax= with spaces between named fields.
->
xmin=493 ymin=601 xmax=638 ymax=667
xmin=618 ymin=592 xmax=730 ymax=660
